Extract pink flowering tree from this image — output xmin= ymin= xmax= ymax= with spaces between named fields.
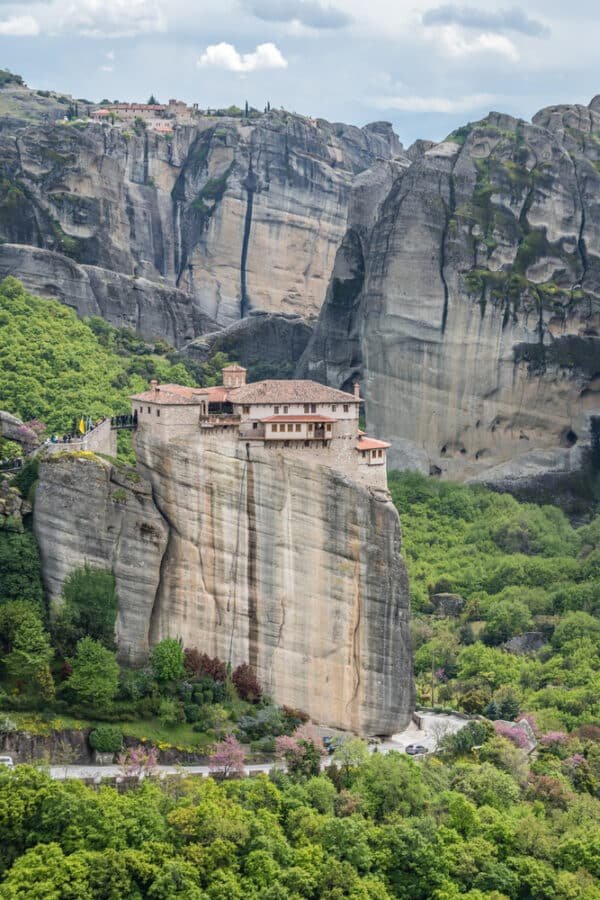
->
xmin=209 ymin=735 xmax=246 ymax=781
xmin=540 ymin=731 xmax=569 ymax=754
xmin=493 ymin=720 xmax=529 ymax=749
xmin=118 ymin=744 xmax=159 ymax=779
xmin=275 ymin=723 xmax=325 ymax=781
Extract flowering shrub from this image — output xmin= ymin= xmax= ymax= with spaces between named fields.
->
xmin=275 ymin=723 xmax=325 ymax=780
xmin=493 ymin=720 xmax=529 ymax=749
xmin=209 ymin=735 xmax=245 ymax=780
xmin=541 ymin=731 xmax=569 ymax=750
xmin=118 ymin=744 xmax=158 ymax=778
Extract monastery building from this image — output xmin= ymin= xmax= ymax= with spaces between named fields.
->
xmin=131 ymin=365 xmax=391 ymax=491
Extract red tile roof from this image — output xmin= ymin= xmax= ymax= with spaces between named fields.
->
xmin=261 ymin=414 xmax=336 ymax=423
xmin=130 ymin=387 xmax=199 ymax=405
xmin=229 ymin=379 xmax=360 ymax=404
xmin=357 ymin=437 xmax=391 ymax=451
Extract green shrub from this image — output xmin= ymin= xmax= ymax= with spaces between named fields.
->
xmin=89 ymin=726 xmax=123 ymax=753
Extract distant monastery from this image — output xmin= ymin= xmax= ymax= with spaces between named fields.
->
xmin=131 ymin=365 xmax=391 ymax=491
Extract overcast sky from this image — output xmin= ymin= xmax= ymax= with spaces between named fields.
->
xmin=0 ymin=0 xmax=597 ymax=144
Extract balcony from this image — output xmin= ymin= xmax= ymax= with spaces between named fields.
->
xmin=199 ymin=414 xmax=241 ymax=428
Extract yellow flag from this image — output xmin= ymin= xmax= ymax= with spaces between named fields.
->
xmin=79 ymin=418 xmax=85 ymax=434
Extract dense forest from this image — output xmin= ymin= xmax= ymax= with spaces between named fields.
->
xmin=0 ymin=278 xmax=598 ymax=897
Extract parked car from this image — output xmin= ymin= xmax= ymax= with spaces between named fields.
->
xmin=0 ymin=755 xmax=14 ymax=769
xmin=404 ymin=744 xmax=428 ymax=756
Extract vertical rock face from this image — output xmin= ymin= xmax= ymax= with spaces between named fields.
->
xmin=301 ymin=103 xmax=600 ymax=485
xmin=0 ymin=107 xmax=402 ymax=341
xmin=33 ymin=455 xmax=169 ymax=661
xmin=33 ymin=439 xmax=414 ymax=735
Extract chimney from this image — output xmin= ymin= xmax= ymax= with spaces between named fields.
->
xmin=150 ymin=379 xmax=158 ymax=398
xmin=353 ymin=381 xmax=360 ymax=400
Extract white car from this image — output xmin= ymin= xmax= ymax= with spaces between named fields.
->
xmin=0 ymin=755 xmax=14 ymax=769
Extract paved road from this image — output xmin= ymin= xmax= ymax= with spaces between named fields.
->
xmin=46 ymin=713 xmax=468 ymax=780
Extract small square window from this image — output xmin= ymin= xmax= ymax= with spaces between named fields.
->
xmin=308 ymin=423 xmax=313 ymax=431
xmin=253 ymin=422 xmax=258 ymax=430
xmin=326 ymin=423 xmax=332 ymax=431
xmin=271 ymin=424 xmax=277 ymax=432
xmin=304 ymin=404 xmax=309 ymax=413
xmin=332 ymin=404 xmax=337 ymax=411
xmin=287 ymin=424 xmax=293 ymax=432
xmin=310 ymin=404 xmax=316 ymax=413
xmin=274 ymin=405 xmax=280 ymax=414
xmin=280 ymin=424 xmax=286 ymax=432
xmin=295 ymin=424 xmax=301 ymax=432
xmin=343 ymin=404 xmax=349 ymax=412
xmin=243 ymin=405 xmax=250 ymax=414
xmin=283 ymin=405 xmax=288 ymax=413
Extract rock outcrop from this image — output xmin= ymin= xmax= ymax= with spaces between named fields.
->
xmin=0 ymin=97 xmax=402 ymax=341
xmin=33 ymin=440 xmax=414 ymax=735
xmin=183 ymin=311 xmax=313 ymax=377
xmin=33 ymin=454 xmax=169 ymax=661
xmin=300 ymin=101 xmax=600 ymax=487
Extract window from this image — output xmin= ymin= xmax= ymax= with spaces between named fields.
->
xmin=147 ymin=407 xmax=151 ymax=414
xmin=304 ymin=404 xmax=309 ymax=413
xmin=139 ymin=406 xmax=143 ymax=413
xmin=287 ymin=424 xmax=293 ymax=432
xmin=283 ymin=405 xmax=288 ymax=413
xmin=253 ymin=422 xmax=258 ymax=430
xmin=271 ymin=424 xmax=277 ymax=432
xmin=156 ymin=409 xmax=160 ymax=417
xmin=343 ymin=404 xmax=349 ymax=412
xmin=378 ymin=449 xmax=383 ymax=458
xmin=304 ymin=440 xmax=309 ymax=447
xmin=310 ymin=403 xmax=316 ymax=413
xmin=243 ymin=406 xmax=250 ymax=415
xmin=279 ymin=424 xmax=286 ymax=432
xmin=295 ymin=424 xmax=301 ymax=432
xmin=361 ymin=450 xmax=366 ymax=458
xmin=332 ymin=404 xmax=337 ymax=411
xmin=326 ymin=424 xmax=332 ymax=431
xmin=274 ymin=405 xmax=280 ymax=414
xmin=308 ymin=423 xmax=313 ymax=431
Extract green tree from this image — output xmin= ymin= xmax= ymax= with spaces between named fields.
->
xmin=52 ymin=566 xmax=118 ymax=657
xmin=4 ymin=613 xmax=54 ymax=698
xmin=151 ymin=637 xmax=185 ymax=683
xmin=0 ymin=530 xmax=44 ymax=606
xmin=66 ymin=637 xmax=119 ymax=710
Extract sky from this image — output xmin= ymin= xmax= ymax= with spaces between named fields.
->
xmin=0 ymin=0 xmax=598 ymax=145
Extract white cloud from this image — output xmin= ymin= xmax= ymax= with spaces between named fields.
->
xmin=373 ymin=92 xmax=497 ymax=113
xmin=425 ymin=23 xmax=520 ymax=61
xmin=0 ymin=14 xmax=40 ymax=36
xmin=198 ymin=41 xmax=288 ymax=73
xmin=100 ymin=65 xmax=114 ymax=72
xmin=53 ymin=0 xmax=166 ymax=38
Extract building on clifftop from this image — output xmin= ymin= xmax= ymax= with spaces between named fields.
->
xmin=131 ymin=365 xmax=391 ymax=492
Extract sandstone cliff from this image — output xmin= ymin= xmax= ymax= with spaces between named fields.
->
xmin=0 ymin=97 xmax=401 ymax=342
xmin=33 ymin=442 xmax=414 ymax=735
xmin=300 ymin=101 xmax=600 ymax=487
